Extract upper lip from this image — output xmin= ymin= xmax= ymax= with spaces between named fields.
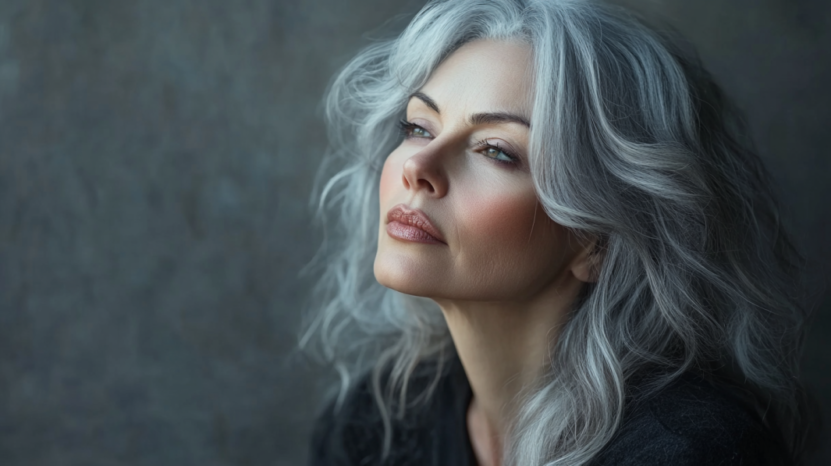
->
xmin=386 ymin=204 xmax=446 ymax=243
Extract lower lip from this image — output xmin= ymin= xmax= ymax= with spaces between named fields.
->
xmin=386 ymin=221 xmax=445 ymax=245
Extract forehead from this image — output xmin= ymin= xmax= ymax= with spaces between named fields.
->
xmin=417 ymin=39 xmax=535 ymax=117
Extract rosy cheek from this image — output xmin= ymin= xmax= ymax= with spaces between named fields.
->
xmin=378 ymin=156 xmax=399 ymax=205
xmin=460 ymin=189 xmax=539 ymax=245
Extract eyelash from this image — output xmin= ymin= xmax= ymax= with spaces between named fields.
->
xmin=397 ymin=119 xmax=520 ymax=166
xmin=398 ymin=119 xmax=429 ymax=139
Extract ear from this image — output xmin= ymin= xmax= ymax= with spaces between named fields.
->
xmin=570 ymin=235 xmax=604 ymax=284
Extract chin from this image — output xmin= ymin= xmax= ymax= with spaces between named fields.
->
xmin=373 ymin=252 xmax=446 ymax=298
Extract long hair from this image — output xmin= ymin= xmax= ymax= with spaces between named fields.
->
xmin=301 ymin=0 xmax=813 ymax=464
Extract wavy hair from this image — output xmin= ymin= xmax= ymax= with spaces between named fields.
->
xmin=301 ymin=0 xmax=813 ymax=464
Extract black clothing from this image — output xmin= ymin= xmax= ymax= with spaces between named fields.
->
xmin=309 ymin=358 xmax=789 ymax=465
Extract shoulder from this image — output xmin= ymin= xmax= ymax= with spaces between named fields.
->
xmin=593 ymin=372 xmax=791 ymax=466
xmin=308 ymin=372 xmax=390 ymax=466
xmin=308 ymin=360 xmax=469 ymax=466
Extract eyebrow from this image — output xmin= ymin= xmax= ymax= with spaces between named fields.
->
xmin=409 ymin=91 xmax=531 ymax=129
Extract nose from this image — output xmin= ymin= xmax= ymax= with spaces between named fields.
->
xmin=401 ymin=147 xmax=449 ymax=198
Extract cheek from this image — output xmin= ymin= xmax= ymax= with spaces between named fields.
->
xmin=378 ymin=155 xmax=400 ymax=205
xmin=460 ymin=188 xmax=540 ymax=247
xmin=455 ymin=184 xmax=564 ymax=284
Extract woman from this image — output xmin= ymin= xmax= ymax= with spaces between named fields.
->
xmin=302 ymin=0 xmax=814 ymax=464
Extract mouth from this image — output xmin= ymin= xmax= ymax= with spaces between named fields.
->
xmin=386 ymin=204 xmax=446 ymax=245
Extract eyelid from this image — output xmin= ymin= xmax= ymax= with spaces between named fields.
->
xmin=473 ymin=137 xmax=523 ymax=164
xmin=399 ymin=119 xmax=434 ymax=139
xmin=407 ymin=117 xmax=438 ymax=135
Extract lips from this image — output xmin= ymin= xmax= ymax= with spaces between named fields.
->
xmin=386 ymin=204 xmax=446 ymax=245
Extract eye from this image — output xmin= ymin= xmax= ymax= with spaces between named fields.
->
xmin=483 ymin=145 xmax=514 ymax=162
xmin=477 ymin=140 xmax=518 ymax=165
xmin=398 ymin=119 xmax=433 ymax=139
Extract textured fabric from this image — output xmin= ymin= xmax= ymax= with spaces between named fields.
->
xmin=309 ymin=358 xmax=474 ymax=466
xmin=309 ymin=358 xmax=790 ymax=465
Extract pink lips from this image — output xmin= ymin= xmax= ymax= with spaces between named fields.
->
xmin=386 ymin=204 xmax=446 ymax=245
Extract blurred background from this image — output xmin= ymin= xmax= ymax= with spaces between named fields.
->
xmin=0 ymin=0 xmax=827 ymax=465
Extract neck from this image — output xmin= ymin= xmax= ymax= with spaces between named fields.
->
xmin=435 ymin=278 xmax=584 ymax=465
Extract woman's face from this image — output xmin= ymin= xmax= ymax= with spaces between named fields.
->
xmin=374 ymin=39 xmax=586 ymax=302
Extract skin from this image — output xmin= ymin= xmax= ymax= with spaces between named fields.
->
xmin=373 ymin=39 xmax=596 ymax=466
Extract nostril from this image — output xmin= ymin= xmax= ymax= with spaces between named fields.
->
xmin=402 ymin=151 xmax=447 ymax=198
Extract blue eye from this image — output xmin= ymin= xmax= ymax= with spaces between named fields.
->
xmin=398 ymin=119 xmax=432 ymax=139
xmin=477 ymin=140 xmax=518 ymax=165
xmin=411 ymin=127 xmax=432 ymax=138
xmin=483 ymin=145 xmax=515 ymax=163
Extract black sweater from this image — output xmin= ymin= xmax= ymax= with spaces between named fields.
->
xmin=309 ymin=358 xmax=789 ymax=465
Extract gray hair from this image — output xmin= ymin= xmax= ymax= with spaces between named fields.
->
xmin=301 ymin=0 xmax=812 ymax=464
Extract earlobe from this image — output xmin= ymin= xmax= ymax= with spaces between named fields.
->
xmin=570 ymin=236 xmax=603 ymax=283
xmin=571 ymin=254 xmax=596 ymax=283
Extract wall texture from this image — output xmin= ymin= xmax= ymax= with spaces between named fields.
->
xmin=0 ymin=1 xmax=827 ymax=465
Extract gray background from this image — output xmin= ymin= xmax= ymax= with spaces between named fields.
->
xmin=0 ymin=0 xmax=827 ymax=465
